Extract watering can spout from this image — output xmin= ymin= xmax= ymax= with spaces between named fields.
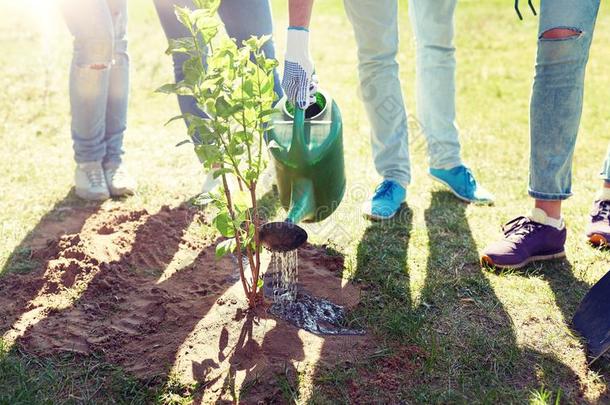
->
xmin=259 ymin=178 xmax=314 ymax=252
xmin=286 ymin=178 xmax=315 ymax=224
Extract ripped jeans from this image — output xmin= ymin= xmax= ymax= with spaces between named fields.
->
xmin=529 ymin=0 xmax=610 ymax=200
xmin=60 ymin=0 xmax=128 ymax=165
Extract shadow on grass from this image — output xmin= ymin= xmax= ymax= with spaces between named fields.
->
xmin=312 ymin=191 xmax=588 ymax=403
xmin=306 ymin=205 xmax=414 ymax=403
xmin=416 ymin=191 xmax=586 ymax=402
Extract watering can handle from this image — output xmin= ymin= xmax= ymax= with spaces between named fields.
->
xmin=288 ymin=107 xmax=307 ymax=163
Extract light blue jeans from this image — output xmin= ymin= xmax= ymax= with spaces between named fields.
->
xmin=153 ymin=0 xmax=282 ymax=137
xmin=60 ymin=0 xmax=129 ymax=165
xmin=343 ymin=0 xmax=462 ymax=187
xmin=529 ymin=0 xmax=610 ymax=200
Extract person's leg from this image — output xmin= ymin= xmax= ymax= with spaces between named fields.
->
xmin=60 ymin=0 xmax=116 ymax=200
xmin=153 ymin=0 xmax=282 ymax=122
xmin=599 ymin=144 xmax=610 ymax=190
xmin=153 ymin=0 xmax=207 ymax=124
xmin=218 ymin=0 xmax=283 ymax=100
xmin=60 ymin=0 xmax=114 ymax=164
xmin=343 ymin=0 xmax=409 ymax=187
xmin=408 ymin=0 xmax=493 ymax=204
xmin=343 ymin=0 xmax=409 ymax=219
xmin=586 ymin=144 xmax=610 ymax=244
xmin=103 ymin=0 xmax=129 ymax=166
xmin=408 ymin=0 xmax=460 ymax=169
xmin=529 ymin=0 xmax=599 ymax=213
xmin=482 ymin=0 xmax=600 ymax=268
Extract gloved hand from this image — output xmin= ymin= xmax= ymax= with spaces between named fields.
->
xmin=282 ymin=27 xmax=318 ymax=110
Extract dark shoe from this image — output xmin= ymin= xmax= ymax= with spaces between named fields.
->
xmin=481 ymin=216 xmax=566 ymax=269
xmin=587 ymin=200 xmax=610 ymax=246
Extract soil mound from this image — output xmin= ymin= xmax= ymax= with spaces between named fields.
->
xmin=0 ymin=205 xmax=367 ymax=402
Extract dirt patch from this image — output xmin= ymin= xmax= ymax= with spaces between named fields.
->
xmin=0 ymin=205 xmax=369 ymax=402
xmin=345 ymin=345 xmax=425 ymax=403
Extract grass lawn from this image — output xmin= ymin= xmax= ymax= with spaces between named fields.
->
xmin=2 ymin=0 xmax=610 ymax=403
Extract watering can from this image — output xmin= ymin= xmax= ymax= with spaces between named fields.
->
xmin=260 ymin=89 xmax=346 ymax=252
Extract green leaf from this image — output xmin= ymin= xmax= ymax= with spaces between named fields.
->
xmin=183 ymin=57 xmax=202 ymax=86
xmin=175 ymin=139 xmax=192 ymax=147
xmin=192 ymin=10 xmax=221 ymax=33
xmin=242 ymin=170 xmax=256 ymax=183
xmin=227 ymin=142 xmax=245 ymax=156
xmin=164 ymin=114 xmax=187 ymax=126
xmin=193 ymin=0 xmax=221 ymax=14
xmin=215 ymin=238 xmax=237 ymax=258
xmin=174 ymin=7 xmax=194 ymax=33
xmin=213 ymin=212 xmax=235 ymax=238
xmin=257 ymin=278 xmax=264 ymax=289
xmin=194 ymin=144 xmax=222 ymax=164
xmin=166 ymin=37 xmax=196 ymax=55
xmin=258 ymin=108 xmax=277 ymax=119
xmin=243 ymin=35 xmax=271 ymax=52
xmin=214 ymin=97 xmax=241 ymax=118
xmin=242 ymin=223 xmax=256 ymax=248
xmin=213 ymin=167 xmax=233 ymax=179
xmin=156 ymin=83 xmax=178 ymax=94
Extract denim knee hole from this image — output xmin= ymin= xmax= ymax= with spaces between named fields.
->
xmin=540 ymin=27 xmax=582 ymax=41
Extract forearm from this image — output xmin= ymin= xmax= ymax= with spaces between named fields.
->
xmin=289 ymin=0 xmax=314 ymax=28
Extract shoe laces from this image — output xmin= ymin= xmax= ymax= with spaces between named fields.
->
xmin=592 ymin=200 xmax=610 ymax=223
xmin=502 ymin=216 xmax=543 ymax=240
xmin=457 ymin=166 xmax=477 ymax=192
xmin=374 ymin=180 xmax=397 ymax=200
xmin=85 ymin=166 xmax=106 ymax=188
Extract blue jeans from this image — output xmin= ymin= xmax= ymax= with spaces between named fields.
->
xmin=529 ymin=0 xmax=610 ymax=200
xmin=60 ymin=0 xmax=129 ymax=165
xmin=343 ymin=0 xmax=462 ymax=187
xmin=153 ymin=0 xmax=282 ymax=136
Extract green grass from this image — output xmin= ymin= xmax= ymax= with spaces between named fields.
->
xmin=2 ymin=0 xmax=610 ymax=403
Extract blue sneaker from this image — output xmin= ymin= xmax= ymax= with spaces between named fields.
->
xmin=362 ymin=180 xmax=406 ymax=220
xmin=429 ymin=165 xmax=494 ymax=205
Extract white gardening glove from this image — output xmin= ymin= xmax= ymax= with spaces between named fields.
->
xmin=282 ymin=27 xmax=318 ymax=110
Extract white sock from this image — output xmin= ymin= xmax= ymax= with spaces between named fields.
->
xmin=596 ymin=187 xmax=610 ymax=202
xmin=528 ymin=208 xmax=565 ymax=230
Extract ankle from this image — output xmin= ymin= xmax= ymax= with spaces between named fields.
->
xmin=529 ymin=207 xmax=565 ymax=230
xmin=534 ymin=200 xmax=562 ymax=220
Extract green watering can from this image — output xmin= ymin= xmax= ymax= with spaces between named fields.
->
xmin=260 ymin=90 xmax=346 ymax=251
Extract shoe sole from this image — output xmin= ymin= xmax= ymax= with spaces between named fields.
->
xmin=364 ymin=211 xmax=398 ymax=221
xmin=428 ymin=174 xmax=494 ymax=206
xmin=75 ymin=189 xmax=110 ymax=201
xmin=363 ymin=202 xmax=406 ymax=221
xmin=589 ymin=233 xmax=608 ymax=247
xmin=109 ymin=187 xmax=135 ymax=198
xmin=481 ymin=251 xmax=566 ymax=270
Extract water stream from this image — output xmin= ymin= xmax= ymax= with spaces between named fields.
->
xmin=265 ymin=250 xmax=365 ymax=336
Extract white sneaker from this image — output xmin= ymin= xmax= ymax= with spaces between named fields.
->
xmin=75 ymin=161 xmax=110 ymax=201
xmin=104 ymin=162 xmax=136 ymax=197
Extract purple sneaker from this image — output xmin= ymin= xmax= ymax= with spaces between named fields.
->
xmin=587 ymin=200 xmax=610 ymax=246
xmin=481 ymin=216 xmax=566 ymax=269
